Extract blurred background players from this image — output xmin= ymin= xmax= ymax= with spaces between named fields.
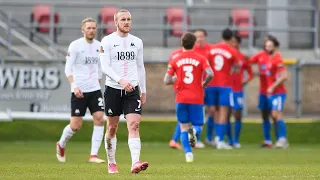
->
xmin=169 ymin=29 xmax=211 ymax=149
xmin=193 ymin=29 xmax=212 ymax=148
xmin=164 ymin=32 xmax=213 ymax=162
xmin=264 ymin=37 xmax=289 ymax=148
xmin=249 ymin=36 xmax=289 ymax=148
xmin=56 ymin=18 xmax=105 ymax=163
xmin=249 ymin=37 xmax=272 ymax=147
xmin=226 ymin=35 xmax=253 ymax=148
xmin=205 ymin=28 xmax=239 ymax=150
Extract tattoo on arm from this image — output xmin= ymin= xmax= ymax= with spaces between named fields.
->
xmin=203 ymin=68 xmax=213 ymax=87
xmin=164 ymin=73 xmax=174 ymax=85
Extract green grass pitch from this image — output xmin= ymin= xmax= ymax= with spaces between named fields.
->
xmin=1 ymin=141 xmax=320 ymax=180
xmin=0 ymin=119 xmax=320 ymax=179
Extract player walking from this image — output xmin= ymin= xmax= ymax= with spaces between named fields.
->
xmin=169 ymin=29 xmax=211 ymax=149
xmin=164 ymin=32 xmax=213 ymax=162
xmin=56 ymin=18 xmax=105 ymax=163
xmin=99 ymin=9 xmax=148 ymax=174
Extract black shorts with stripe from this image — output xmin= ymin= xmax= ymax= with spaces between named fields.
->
xmin=71 ymin=90 xmax=104 ymax=116
xmin=104 ymin=86 xmax=141 ymax=116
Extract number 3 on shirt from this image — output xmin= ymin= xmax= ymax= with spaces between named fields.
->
xmin=183 ymin=65 xmax=193 ymax=84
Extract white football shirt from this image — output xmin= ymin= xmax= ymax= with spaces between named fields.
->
xmin=65 ymin=37 xmax=102 ymax=93
xmin=99 ymin=32 xmax=146 ymax=93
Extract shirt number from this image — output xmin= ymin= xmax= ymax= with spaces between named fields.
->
xmin=183 ymin=65 xmax=194 ymax=84
xmin=117 ymin=51 xmax=135 ymax=60
xmin=98 ymin=97 xmax=104 ymax=106
xmin=214 ymin=55 xmax=224 ymax=71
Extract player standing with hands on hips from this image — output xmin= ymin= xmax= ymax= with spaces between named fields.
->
xmin=99 ymin=9 xmax=148 ymax=174
xmin=56 ymin=18 xmax=105 ymax=163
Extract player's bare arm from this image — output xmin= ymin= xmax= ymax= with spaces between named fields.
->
xmin=203 ymin=67 xmax=213 ymax=87
xmin=233 ymin=63 xmax=241 ymax=74
xmin=267 ymin=68 xmax=288 ymax=94
xmin=242 ymin=63 xmax=254 ymax=86
xmin=163 ymin=73 xmax=176 ymax=85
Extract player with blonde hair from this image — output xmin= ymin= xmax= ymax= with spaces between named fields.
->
xmin=56 ymin=18 xmax=105 ymax=164
xmin=100 ymin=9 xmax=148 ymax=174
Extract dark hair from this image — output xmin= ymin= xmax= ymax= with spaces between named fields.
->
xmin=235 ymin=35 xmax=242 ymax=44
xmin=266 ymin=36 xmax=280 ymax=47
xmin=266 ymin=34 xmax=276 ymax=40
xmin=181 ymin=32 xmax=197 ymax=50
xmin=222 ymin=28 xmax=233 ymax=41
xmin=194 ymin=29 xmax=207 ymax=37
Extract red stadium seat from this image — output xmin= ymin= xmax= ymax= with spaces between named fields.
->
xmin=163 ymin=8 xmax=191 ymax=47
xmin=229 ymin=9 xmax=258 ymax=45
xmin=97 ymin=6 xmax=117 ymax=40
xmin=30 ymin=5 xmax=60 ymax=43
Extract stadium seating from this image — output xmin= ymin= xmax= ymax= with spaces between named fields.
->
xmin=97 ymin=6 xmax=118 ymax=40
xmin=163 ymin=7 xmax=191 ymax=47
xmin=229 ymin=8 xmax=258 ymax=45
xmin=29 ymin=5 xmax=60 ymax=43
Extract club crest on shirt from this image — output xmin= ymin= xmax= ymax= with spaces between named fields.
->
xmin=67 ymin=52 xmax=70 ymax=56
xmin=100 ymin=46 xmax=104 ymax=53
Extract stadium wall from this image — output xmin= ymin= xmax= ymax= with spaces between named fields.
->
xmin=144 ymin=63 xmax=319 ymax=115
xmin=0 ymin=62 xmax=319 ymax=115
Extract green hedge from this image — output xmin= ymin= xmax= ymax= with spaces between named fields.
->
xmin=0 ymin=120 xmax=319 ymax=144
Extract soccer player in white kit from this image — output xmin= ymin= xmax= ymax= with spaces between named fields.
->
xmin=56 ymin=18 xmax=105 ymax=163
xmin=99 ymin=9 xmax=148 ymax=174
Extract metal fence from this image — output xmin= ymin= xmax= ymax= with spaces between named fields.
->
xmin=0 ymin=1 xmax=318 ymax=59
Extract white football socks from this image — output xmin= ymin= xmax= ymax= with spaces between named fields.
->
xmin=105 ymin=135 xmax=117 ymax=164
xmin=128 ymin=138 xmax=141 ymax=166
xmin=59 ymin=124 xmax=76 ymax=148
xmin=90 ymin=125 xmax=104 ymax=156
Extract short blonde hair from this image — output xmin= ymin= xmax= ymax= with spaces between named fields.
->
xmin=81 ymin=17 xmax=97 ymax=29
xmin=114 ymin=9 xmax=130 ymax=21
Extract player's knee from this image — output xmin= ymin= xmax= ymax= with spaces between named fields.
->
xmin=208 ymin=107 xmax=215 ymax=116
xmin=129 ymin=120 xmax=140 ymax=132
xmin=70 ymin=123 xmax=82 ymax=131
xmin=271 ymin=111 xmax=282 ymax=121
xmin=107 ymin=123 xmax=118 ymax=136
xmin=261 ymin=110 xmax=270 ymax=121
xmin=234 ymin=112 xmax=241 ymax=120
xmin=94 ymin=115 xmax=104 ymax=126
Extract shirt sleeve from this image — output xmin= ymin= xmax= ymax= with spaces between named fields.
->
xmin=97 ymin=58 xmax=103 ymax=79
xmin=244 ymin=60 xmax=254 ymax=80
xmin=99 ymin=38 xmax=122 ymax=83
xmin=276 ymin=58 xmax=286 ymax=72
xmin=202 ymin=58 xmax=211 ymax=70
xmin=64 ymin=42 xmax=77 ymax=77
xmin=248 ymin=52 xmax=261 ymax=64
xmin=232 ymin=49 xmax=240 ymax=66
xmin=167 ymin=61 xmax=175 ymax=76
xmin=136 ymin=39 xmax=147 ymax=93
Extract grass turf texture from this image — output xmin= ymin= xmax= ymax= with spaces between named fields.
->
xmin=0 ymin=141 xmax=320 ymax=179
xmin=0 ymin=119 xmax=320 ymax=144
